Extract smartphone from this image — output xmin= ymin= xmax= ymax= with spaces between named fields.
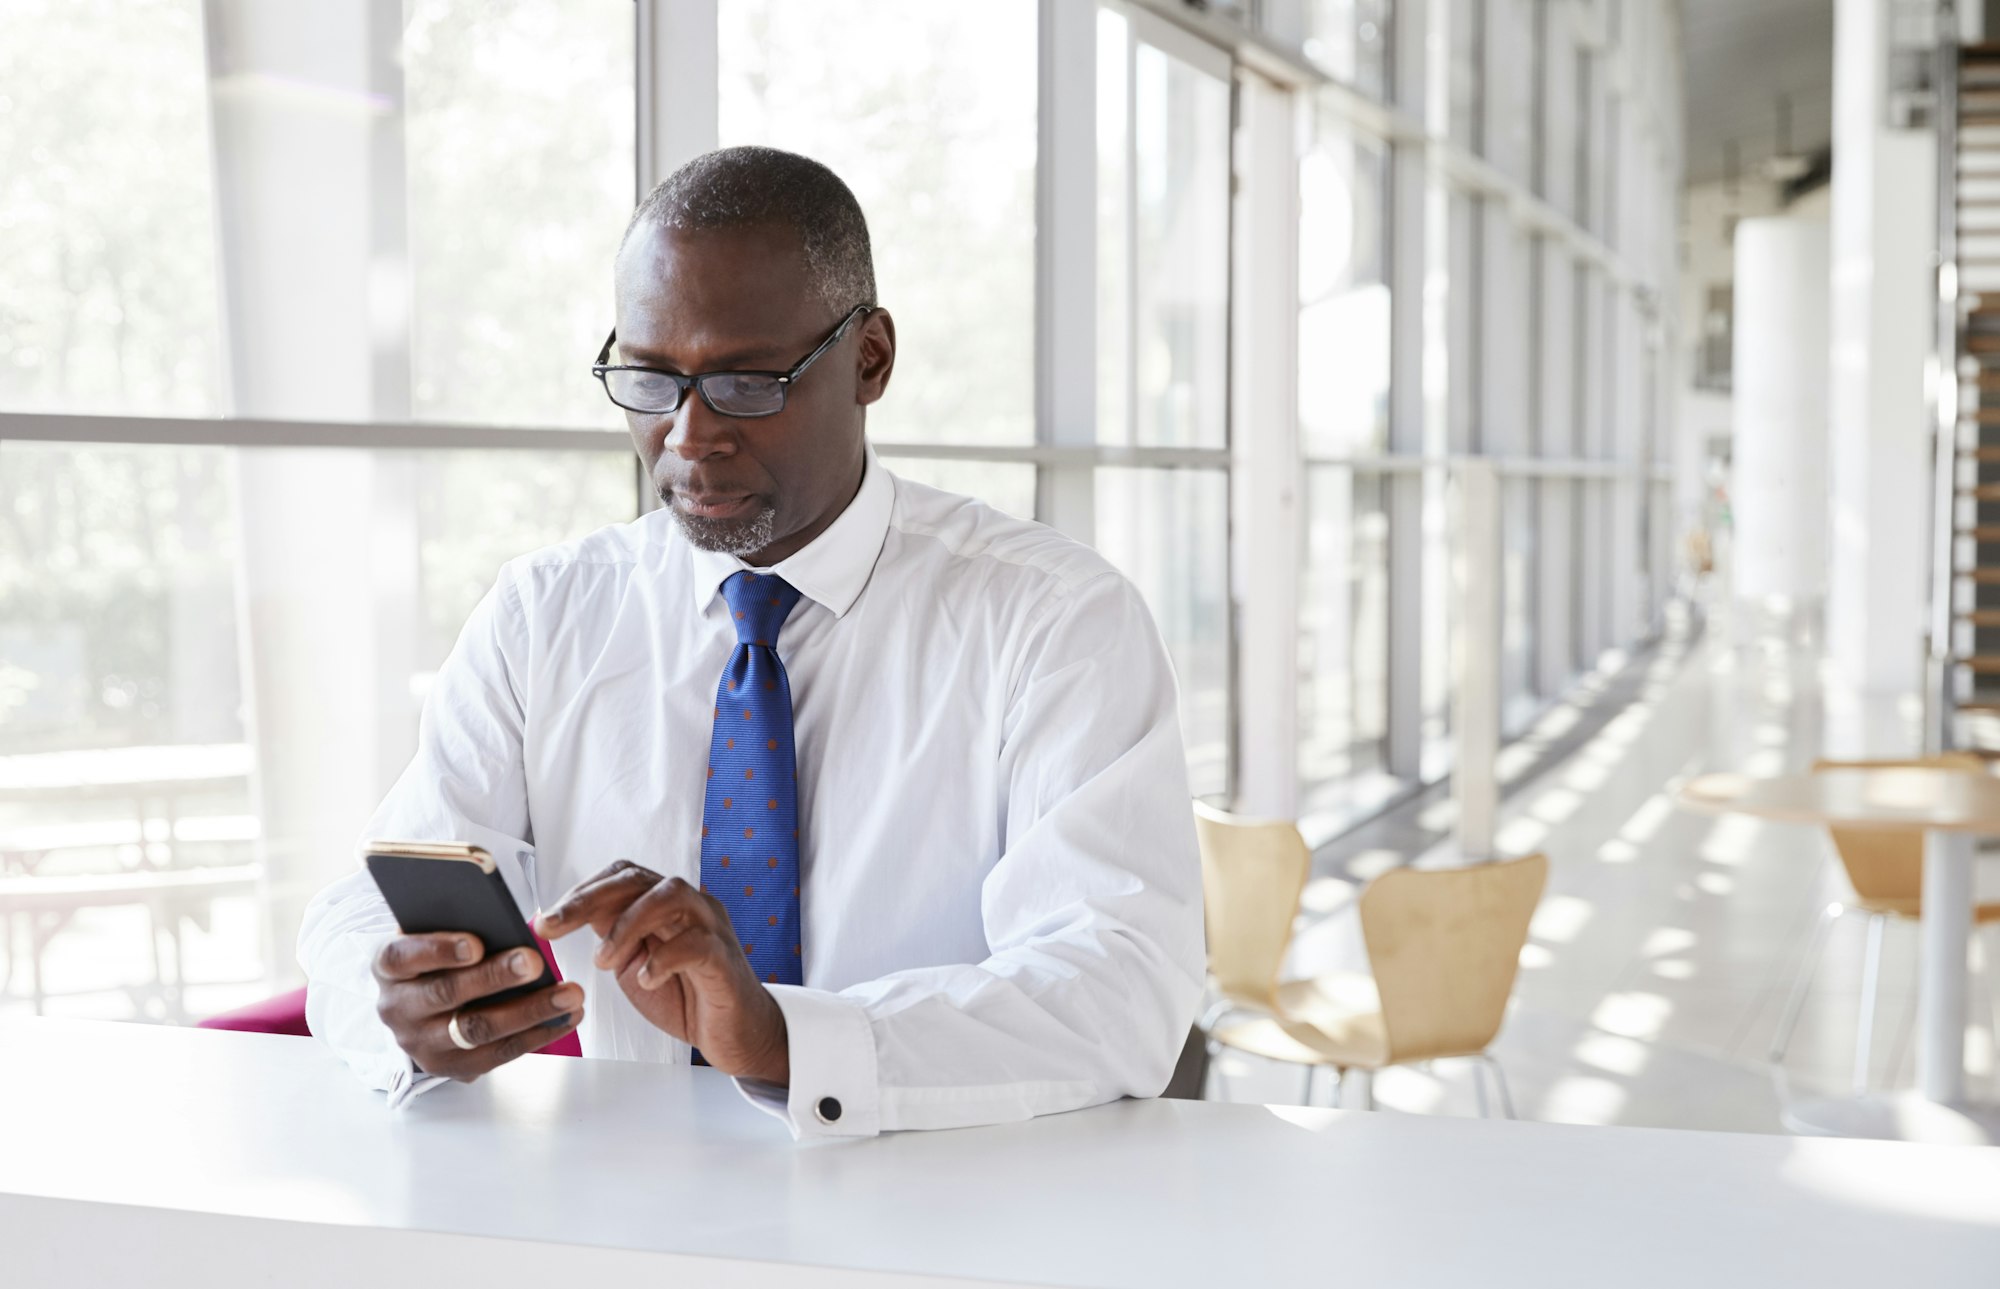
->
xmin=363 ymin=839 xmax=557 ymax=1005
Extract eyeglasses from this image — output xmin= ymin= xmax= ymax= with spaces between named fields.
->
xmin=590 ymin=304 xmax=873 ymax=418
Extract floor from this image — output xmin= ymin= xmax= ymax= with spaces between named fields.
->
xmin=1210 ymin=595 xmax=2000 ymax=1136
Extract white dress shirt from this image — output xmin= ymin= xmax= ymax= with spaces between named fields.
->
xmin=298 ymin=450 xmax=1205 ymax=1138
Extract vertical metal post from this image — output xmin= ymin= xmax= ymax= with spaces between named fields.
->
xmin=635 ymin=0 xmax=718 ymax=197
xmin=1917 ymin=830 xmax=1973 ymax=1103
xmin=1230 ymin=70 xmax=1301 ymax=818
xmin=1034 ymin=0 xmax=1098 ymax=544
xmin=1454 ymin=460 xmax=1502 ymax=858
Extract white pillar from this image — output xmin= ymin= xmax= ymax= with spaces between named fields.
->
xmin=1229 ymin=71 xmax=1300 ymax=818
xmin=203 ymin=0 xmax=419 ymax=978
xmin=1827 ymin=0 xmax=1938 ymax=694
xmin=1730 ymin=217 xmax=1830 ymax=605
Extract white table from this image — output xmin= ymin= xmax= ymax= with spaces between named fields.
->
xmin=1679 ymin=768 xmax=2000 ymax=1143
xmin=3 ymin=1020 xmax=1998 ymax=1287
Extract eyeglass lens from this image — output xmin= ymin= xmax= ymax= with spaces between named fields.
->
xmin=603 ymin=370 xmax=786 ymax=416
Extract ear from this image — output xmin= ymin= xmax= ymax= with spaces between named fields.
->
xmin=854 ymin=309 xmax=896 ymax=407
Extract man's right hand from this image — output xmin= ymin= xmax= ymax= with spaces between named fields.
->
xmin=371 ymin=933 xmax=584 ymax=1082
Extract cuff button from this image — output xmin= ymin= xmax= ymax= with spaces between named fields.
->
xmin=815 ymin=1096 xmax=843 ymax=1124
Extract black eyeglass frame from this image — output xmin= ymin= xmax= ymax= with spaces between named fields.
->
xmin=590 ymin=304 xmax=874 ymax=418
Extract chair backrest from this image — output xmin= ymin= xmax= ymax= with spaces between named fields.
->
xmin=1359 ymin=853 xmax=1548 ymax=1063
xmin=1192 ymin=801 xmax=1312 ymax=1013
xmin=1811 ymin=754 xmax=1985 ymax=914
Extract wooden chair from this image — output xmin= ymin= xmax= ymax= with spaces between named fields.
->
xmin=1769 ymin=754 xmax=2000 ymax=1093
xmin=1195 ymin=802 xmax=1548 ymax=1115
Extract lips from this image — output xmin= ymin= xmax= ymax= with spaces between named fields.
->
xmin=674 ymin=491 xmax=760 ymax=521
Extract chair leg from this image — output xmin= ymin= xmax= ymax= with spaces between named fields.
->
xmin=1476 ymin=1054 xmax=1518 ymax=1120
xmin=1339 ymin=1067 xmax=1374 ymax=1111
xmin=1855 ymin=913 xmax=1886 ymax=1097
xmin=1770 ymin=904 xmax=1841 ymax=1067
xmin=1204 ymin=1039 xmax=1231 ymax=1103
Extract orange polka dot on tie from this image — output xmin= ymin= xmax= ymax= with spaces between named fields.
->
xmin=756 ymin=638 xmax=768 ymax=646
xmin=722 ymin=797 xmax=731 ymax=809
xmin=728 ymin=679 xmax=738 ymax=692
xmin=734 ymin=610 xmax=745 ymax=620
xmin=770 ymin=597 xmax=780 ymax=607
xmin=767 ymin=856 xmax=778 ymax=867
xmin=743 ymin=708 xmax=754 ymax=720
xmin=791 ymin=885 xmax=799 ymax=897
xmin=767 ymin=915 xmax=777 ymax=926
xmin=743 ymin=827 xmax=754 ymax=839
xmin=743 ymin=885 xmax=754 ymax=898
xmin=767 ymin=799 xmax=777 ymax=810
xmin=742 ymin=943 xmax=753 ymax=956
xmin=767 ymin=739 xmax=777 ymax=750
xmin=720 ymin=856 xmax=731 ymax=868
xmin=793 ymin=945 xmax=801 ymax=956
xmin=744 ymin=768 xmax=755 ymax=780
xmin=766 ymin=973 xmax=777 ymax=983
xmin=701 ymin=826 xmax=708 ymax=838
xmin=726 ymin=738 xmax=734 ymax=749
xmin=706 ymin=766 xmax=713 ymax=779
xmin=764 ymin=680 xmax=776 ymax=691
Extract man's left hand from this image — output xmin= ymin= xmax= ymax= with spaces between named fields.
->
xmin=535 ymin=861 xmax=789 ymax=1084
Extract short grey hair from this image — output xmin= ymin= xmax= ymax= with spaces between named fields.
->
xmin=621 ymin=145 xmax=877 ymax=316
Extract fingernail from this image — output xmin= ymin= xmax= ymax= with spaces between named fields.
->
xmin=637 ymin=964 xmax=652 ymax=987
xmin=512 ymin=950 xmax=537 ymax=978
xmin=455 ymin=938 xmax=476 ymax=962
xmin=554 ymin=985 xmax=582 ymax=1009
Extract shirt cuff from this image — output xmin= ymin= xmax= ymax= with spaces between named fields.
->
xmin=387 ymin=1059 xmax=451 ymax=1109
xmin=732 ymin=984 xmax=879 ymax=1140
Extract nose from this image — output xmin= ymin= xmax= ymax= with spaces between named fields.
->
xmin=664 ymin=388 xmax=738 ymax=461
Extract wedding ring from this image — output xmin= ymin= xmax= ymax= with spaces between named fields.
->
xmin=447 ymin=1011 xmax=478 ymax=1051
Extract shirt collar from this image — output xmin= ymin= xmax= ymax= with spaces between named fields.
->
xmin=686 ymin=446 xmax=892 ymax=621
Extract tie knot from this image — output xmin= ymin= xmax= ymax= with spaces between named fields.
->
xmin=721 ymin=571 xmax=802 ymax=647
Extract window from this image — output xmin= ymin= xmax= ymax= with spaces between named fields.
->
xmin=405 ymin=0 xmax=634 ymax=430
xmin=1299 ymin=119 xmax=1390 ymax=457
xmin=718 ymin=0 xmax=1038 ymax=448
xmin=0 ymin=0 xmax=221 ymax=416
xmin=1097 ymin=10 xmax=1231 ymax=449
xmin=1299 ymin=467 xmax=1391 ymax=806
xmin=1096 ymin=468 xmax=1232 ymax=799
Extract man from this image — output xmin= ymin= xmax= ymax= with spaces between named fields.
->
xmin=298 ymin=146 xmax=1204 ymax=1139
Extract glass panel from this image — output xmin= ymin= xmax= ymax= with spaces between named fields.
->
xmin=1096 ymin=7 xmax=1132 ymax=451
xmin=1301 ymin=0 xmax=1392 ymax=99
xmin=1299 ymin=120 xmax=1390 ymax=457
xmin=0 ymin=0 xmax=221 ymax=416
xmin=0 ymin=442 xmax=634 ymax=1021
xmin=1094 ymin=469 xmax=1230 ymax=798
xmin=1099 ymin=30 xmax=1231 ymax=448
xmin=411 ymin=452 xmax=638 ymax=665
xmin=718 ymin=0 xmax=1038 ymax=447
xmin=880 ymin=459 xmax=1036 ymax=522
xmin=404 ymin=0 xmax=633 ymax=430
xmin=1299 ymin=467 xmax=1388 ymax=793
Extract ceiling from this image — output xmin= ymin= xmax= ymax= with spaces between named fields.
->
xmin=1679 ymin=0 xmax=1836 ymax=188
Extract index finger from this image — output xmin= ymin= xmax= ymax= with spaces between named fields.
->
xmin=534 ymin=861 xmax=654 ymax=939
xmin=373 ymin=931 xmax=483 ymax=982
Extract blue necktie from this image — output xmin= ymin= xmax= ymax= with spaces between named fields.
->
xmin=700 ymin=571 xmax=805 ymax=995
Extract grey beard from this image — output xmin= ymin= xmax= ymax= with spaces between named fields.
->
xmin=669 ymin=499 xmax=780 ymax=557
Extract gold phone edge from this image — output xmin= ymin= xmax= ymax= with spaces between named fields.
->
xmin=360 ymin=839 xmax=497 ymax=874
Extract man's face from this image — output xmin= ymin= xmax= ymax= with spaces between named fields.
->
xmin=612 ymin=221 xmax=894 ymax=564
